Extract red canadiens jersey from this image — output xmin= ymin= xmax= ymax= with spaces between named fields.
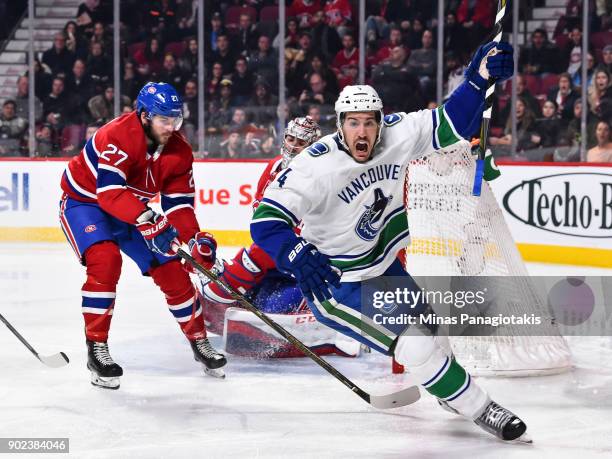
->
xmin=60 ymin=112 xmax=199 ymax=242
xmin=253 ymin=155 xmax=284 ymax=211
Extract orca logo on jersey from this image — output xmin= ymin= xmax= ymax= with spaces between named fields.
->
xmin=306 ymin=141 xmax=329 ymax=157
xmin=355 ymin=188 xmax=393 ymax=241
xmin=383 ymin=113 xmax=403 ymax=127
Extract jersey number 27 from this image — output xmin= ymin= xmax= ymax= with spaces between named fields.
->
xmin=100 ymin=143 xmax=128 ymax=166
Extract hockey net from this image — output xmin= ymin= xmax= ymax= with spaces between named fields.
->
xmin=400 ymin=140 xmax=572 ymax=376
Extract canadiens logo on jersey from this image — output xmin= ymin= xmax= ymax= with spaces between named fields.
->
xmin=84 ymin=224 xmax=97 ymax=233
xmin=355 ymin=188 xmax=393 ymax=241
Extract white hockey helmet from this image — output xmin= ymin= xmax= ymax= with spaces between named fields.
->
xmin=334 ymin=85 xmax=384 ymax=151
xmin=281 ymin=115 xmax=322 ymax=168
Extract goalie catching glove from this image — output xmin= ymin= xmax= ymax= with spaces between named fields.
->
xmin=275 ymin=237 xmax=342 ymax=303
xmin=136 ymin=207 xmax=180 ymax=257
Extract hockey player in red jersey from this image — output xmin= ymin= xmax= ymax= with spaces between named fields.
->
xmin=59 ymin=82 xmax=226 ymax=388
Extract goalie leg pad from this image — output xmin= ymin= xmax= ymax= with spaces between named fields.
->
xmin=395 ymin=334 xmax=489 ymax=419
xmin=81 ymin=241 xmax=122 ymax=342
xmin=150 ymin=260 xmax=206 ymax=340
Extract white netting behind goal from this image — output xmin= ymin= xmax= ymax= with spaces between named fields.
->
xmin=404 ymin=140 xmax=572 ymax=376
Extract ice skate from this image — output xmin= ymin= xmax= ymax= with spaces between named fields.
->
xmin=191 ymin=338 xmax=227 ymax=379
xmin=86 ymin=340 xmax=123 ymax=390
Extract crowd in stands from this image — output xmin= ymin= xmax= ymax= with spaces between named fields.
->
xmin=0 ymin=0 xmax=610 ymax=161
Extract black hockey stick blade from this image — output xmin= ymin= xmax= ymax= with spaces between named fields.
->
xmin=177 ymin=247 xmax=421 ymax=409
xmin=0 ymin=313 xmax=69 ymax=368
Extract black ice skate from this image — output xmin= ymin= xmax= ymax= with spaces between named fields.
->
xmin=191 ymin=338 xmax=227 ymax=378
xmin=87 ymin=340 xmax=123 ymax=390
xmin=474 ymin=401 xmax=531 ymax=443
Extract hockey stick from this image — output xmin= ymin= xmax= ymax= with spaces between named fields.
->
xmin=177 ymin=247 xmax=421 ymax=409
xmin=0 ymin=313 xmax=69 ymax=368
xmin=472 ymin=0 xmax=507 ymax=196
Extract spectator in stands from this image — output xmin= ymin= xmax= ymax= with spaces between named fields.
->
xmin=332 ymin=34 xmax=359 ymax=80
xmin=231 ymin=57 xmax=255 ymax=106
xmin=534 ymin=100 xmax=565 ymax=149
xmin=158 ymin=53 xmax=185 ymax=90
xmin=499 ymin=75 xmax=542 ymax=127
xmin=443 ymin=12 xmax=468 ymax=61
xmin=489 ymin=98 xmax=539 ymax=153
xmin=181 ymin=78 xmax=198 ymax=147
xmin=249 ymin=35 xmax=277 ymax=87
xmin=179 ymin=38 xmax=198 ymax=81
xmin=134 ymin=37 xmax=164 ymax=78
xmin=86 ymin=41 xmax=111 ymax=88
xmin=234 ymin=13 xmax=259 ymax=56
xmin=205 ymin=99 xmax=227 ymax=142
xmin=306 ymin=54 xmax=339 ymax=94
xmin=573 ymin=52 xmax=596 ymax=87
xmin=588 ymin=68 xmax=612 ymax=116
xmin=90 ymin=21 xmax=110 ymax=49
xmin=372 ymin=45 xmax=423 ymax=113
xmin=176 ymin=0 xmax=197 ymax=38
xmin=121 ymin=60 xmax=142 ymax=102
xmin=407 ymin=29 xmax=436 ymax=94
xmin=218 ymin=79 xmax=237 ymax=113
xmin=0 ymin=100 xmax=27 ymax=156
xmin=35 ymin=123 xmax=56 ymax=157
xmin=519 ymin=29 xmax=560 ymax=75
xmin=324 ymin=0 xmax=353 ymax=38
xmin=298 ymin=72 xmax=335 ymax=111
xmin=288 ymin=0 xmax=321 ymax=29
xmin=76 ymin=0 xmax=101 ymax=37
xmin=563 ymin=27 xmax=587 ymax=75
xmin=87 ymin=85 xmax=130 ymax=123
xmin=273 ymin=17 xmax=299 ymax=50
xmin=456 ymin=0 xmax=494 ymax=51
xmin=248 ymin=80 xmax=278 ymax=127
xmin=404 ymin=17 xmax=425 ymax=51
xmin=207 ymin=11 xmax=226 ymax=54
xmin=374 ymin=26 xmax=406 ymax=66
xmin=63 ymin=20 xmax=87 ymax=60
xmin=587 ymin=120 xmax=612 ymax=162
xmin=567 ymin=99 xmax=598 ymax=148
xmin=146 ymin=0 xmax=178 ymax=43
xmin=218 ymin=129 xmax=245 ymax=158
xmin=259 ymin=134 xmax=275 ymax=156
xmin=603 ymin=45 xmax=612 ymax=74
xmin=309 ymin=10 xmax=342 ymax=63
xmin=207 ymin=62 xmax=224 ymax=98
xmin=548 ymin=72 xmax=580 ymax=121
xmin=212 ymin=34 xmax=236 ymax=76
xmin=15 ymin=75 xmax=43 ymax=123
xmin=65 ymin=59 xmax=94 ymax=124
xmin=28 ymin=58 xmax=53 ymax=101
xmin=228 ymin=107 xmax=249 ymax=132
xmin=287 ymin=32 xmax=314 ymax=95
xmin=42 ymin=33 xmax=75 ymax=78
xmin=443 ymin=51 xmax=465 ymax=101
xmin=43 ymin=77 xmax=69 ymax=129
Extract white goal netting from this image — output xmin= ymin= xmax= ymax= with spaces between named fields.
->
xmin=404 ymin=141 xmax=572 ymax=376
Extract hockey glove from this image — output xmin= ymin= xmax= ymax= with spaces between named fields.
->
xmin=184 ymin=231 xmax=217 ymax=273
xmin=136 ymin=208 xmax=180 ymax=257
xmin=275 ymin=238 xmax=342 ymax=304
xmin=465 ymin=41 xmax=514 ymax=90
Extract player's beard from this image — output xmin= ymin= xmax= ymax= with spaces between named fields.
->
xmin=143 ymin=120 xmax=171 ymax=146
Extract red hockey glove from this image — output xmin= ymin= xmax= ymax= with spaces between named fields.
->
xmin=184 ymin=231 xmax=217 ymax=273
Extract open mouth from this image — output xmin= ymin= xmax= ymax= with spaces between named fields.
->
xmin=355 ymin=141 xmax=369 ymax=152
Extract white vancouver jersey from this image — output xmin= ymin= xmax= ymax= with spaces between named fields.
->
xmin=253 ymin=108 xmax=464 ymax=281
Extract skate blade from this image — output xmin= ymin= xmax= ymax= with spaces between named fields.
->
xmin=512 ymin=432 xmax=533 ymax=444
xmin=204 ymin=367 xmax=226 ymax=379
xmin=90 ymin=372 xmax=120 ymax=390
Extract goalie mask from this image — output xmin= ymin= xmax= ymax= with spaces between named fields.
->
xmin=334 ymin=85 xmax=384 ymax=157
xmin=281 ymin=116 xmax=322 ymax=168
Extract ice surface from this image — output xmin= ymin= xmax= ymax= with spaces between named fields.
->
xmin=0 ymin=243 xmax=611 ymax=458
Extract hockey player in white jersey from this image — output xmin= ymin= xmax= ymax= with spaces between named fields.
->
xmin=251 ymin=41 xmax=530 ymax=442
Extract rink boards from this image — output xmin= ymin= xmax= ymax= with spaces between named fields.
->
xmin=0 ymin=158 xmax=611 ymax=267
